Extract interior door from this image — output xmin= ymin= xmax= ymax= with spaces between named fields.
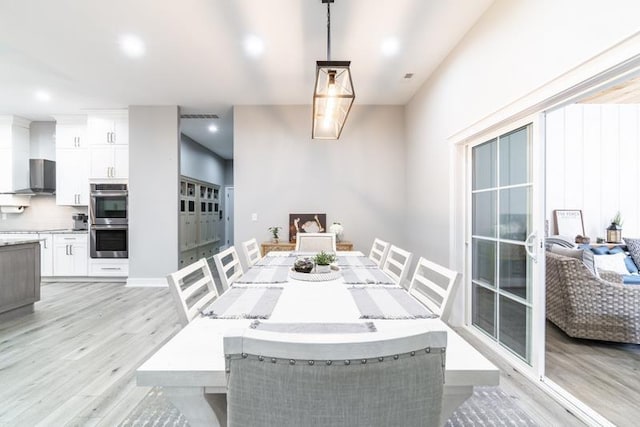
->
xmin=226 ymin=187 xmax=235 ymax=248
xmin=469 ymin=122 xmax=542 ymax=364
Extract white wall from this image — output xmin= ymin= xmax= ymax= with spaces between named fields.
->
xmin=180 ymin=134 xmax=227 ymax=185
xmin=546 ymin=104 xmax=640 ymax=240
xmin=129 ymin=106 xmax=180 ymax=283
xmin=234 ymin=105 xmax=405 ymax=252
xmin=405 ymin=0 xmax=640 ymax=323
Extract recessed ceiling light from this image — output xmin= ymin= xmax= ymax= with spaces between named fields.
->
xmin=35 ymin=90 xmax=51 ymax=102
xmin=208 ymin=124 xmax=219 ymax=133
xmin=381 ymin=37 xmax=400 ymax=57
xmin=119 ymin=34 xmax=146 ymax=58
xmin=244 ymin=35 xmax=264 ymax=57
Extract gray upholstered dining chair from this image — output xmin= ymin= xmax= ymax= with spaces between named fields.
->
xmin=295 ymin=232 xmax=336 ymax=252
xmin=223 ymin=325 xmax=447 ymax=427
xmin=166 ymin=258 xmax=219 ymax=327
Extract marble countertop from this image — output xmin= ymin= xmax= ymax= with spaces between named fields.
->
xmin=0 ymin=238 xmax=42 ymax=246
xmin=0 ymin=229 xmax=88 ymax=234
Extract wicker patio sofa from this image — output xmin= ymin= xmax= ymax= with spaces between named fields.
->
xmin=546 ymin=251 xmax=640 ymax=344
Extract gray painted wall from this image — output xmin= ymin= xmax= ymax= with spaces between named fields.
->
xmin=180 ymin=133 xmax=227 ymax=185
xmin=129 ymin=106 xmax=180 ymax=281
xmin=234 ymin=105 xmax=405 ymax=252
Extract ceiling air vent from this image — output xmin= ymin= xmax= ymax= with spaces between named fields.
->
xmin=180 ymin=114 xmax=220 ymax=119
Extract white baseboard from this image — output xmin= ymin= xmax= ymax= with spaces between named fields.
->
xmin=126 ymin=277 xmax=167 ymax=287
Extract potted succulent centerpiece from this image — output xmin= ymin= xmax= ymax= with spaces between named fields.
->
xmin=313 ymin=251 xmax=336 ymax=274
xmin=268 ymin=226 xmax=282 ymax=243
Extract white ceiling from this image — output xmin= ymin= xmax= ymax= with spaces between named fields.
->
xmin=0 ymin=0 xmax=494 ymax=159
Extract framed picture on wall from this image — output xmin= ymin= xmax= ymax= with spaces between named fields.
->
xmin=288 ymin=213 xmax=327 ymax=243
xmin=553 ymin=209 xmax=584 ymax=237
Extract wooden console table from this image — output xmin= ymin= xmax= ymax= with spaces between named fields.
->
xmin=261 ymin=241 xmax=353 ymax=256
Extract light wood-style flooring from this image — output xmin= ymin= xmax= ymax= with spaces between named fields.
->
xmin=0 ymin=281 xmax=181 ymax=426
xmin=545 ymin=320 xmax=640 ymax=427
xmin=0 ymin=280 xmax=587 ymax=426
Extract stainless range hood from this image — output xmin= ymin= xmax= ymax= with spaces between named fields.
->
xmin=14 ymin=159 xmax=56 ymax=195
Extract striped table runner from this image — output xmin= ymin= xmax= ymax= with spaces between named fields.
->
xmin=202 ymin=287 xmax=283 ymax=319
xmin=255 ymin=256 xmax=296 ymax=267
xmin=341 ymin=268 xmax=396 ymax=285
xmin=349 ymin=287 xmax=438 ymax=319
xmin=249 ymin=320 xmax=377 ymax=334
xmin=235 ymin=266 xmax=290 ymax=284
xmin=335 ymin=256 xmax=378 ymax=268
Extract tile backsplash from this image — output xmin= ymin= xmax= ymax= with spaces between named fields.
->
xmin=0 ymin=196 xmax=87 ymax=231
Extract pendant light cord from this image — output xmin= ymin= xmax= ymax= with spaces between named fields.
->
xmin=326 ymin=1 xmax=331 ymax=61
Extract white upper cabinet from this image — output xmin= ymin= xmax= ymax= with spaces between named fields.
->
xmin=0 ymin=115 xmax=30 ymax=193
xmin=87 ymin=110 xmax=128 ymax=179
xmin=54 ymin=116 xmax=89 ymax=206
xmin=88 ymin=113 xmax=128 ymax=146
xmin=56 ymin=148 xmax=89 ymax=205
xmin=55 ymin=121 xmax=87 ymax=149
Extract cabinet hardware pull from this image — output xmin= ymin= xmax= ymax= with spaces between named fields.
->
xmin=102 ymin=267 xmax=121 ymax=270
xmin=65 ymin=244 xmax=69 ymax=255
xmin=69 ymin=245 xmax=73 ymax=256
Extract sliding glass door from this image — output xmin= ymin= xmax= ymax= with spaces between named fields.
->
xmin=470 ymin=124 xmax=539 ymax=363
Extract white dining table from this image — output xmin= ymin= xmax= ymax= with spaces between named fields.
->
xmin=137 ymin=251 xmax=499 ymax=427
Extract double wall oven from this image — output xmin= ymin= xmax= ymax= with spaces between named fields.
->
xmin=90 ymin=183 xmax=128 ymax=258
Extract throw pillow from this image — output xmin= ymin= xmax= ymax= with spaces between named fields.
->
xmin=609 ymin=246 xmax=624 ymax=254
xmin=625 ymin=238 xmax=640 ymax=269
xmin=625 ymin=256 xmax=639 ymax=274
xmin=582 ymin=250 xmax=597 ymax=276
xmin=549 ymin=245 xmax=583 ymax=260
xmin=590 ymin=246 xmax=610 ymax=255
xmin=593 ymin=252 xmax=629 ymax=275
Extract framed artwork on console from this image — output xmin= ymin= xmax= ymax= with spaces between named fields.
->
xmin=554 ymin=209 xmax=584 ymax=237
xmin=288 ymin=213 xmax=327 ymax=242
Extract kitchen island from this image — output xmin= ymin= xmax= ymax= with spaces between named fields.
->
xmin=0 ymin=238 xmax=41 ymax=318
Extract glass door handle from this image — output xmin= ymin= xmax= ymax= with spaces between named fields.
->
xmin=525 ymin=231 xmax=537 ymax=263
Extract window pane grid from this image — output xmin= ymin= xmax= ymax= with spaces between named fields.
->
xmin=471 ymin=123 xmax=533 ymax=364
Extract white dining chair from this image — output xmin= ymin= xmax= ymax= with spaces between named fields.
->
xmin=295 ymin=232 xmax=336 ymax=252
xmin=408 ymin=257 xmax=460 ymax=322
xmin=382 ymin=245 xmax=413 ymax=288
xmin=241 ymin=238 xmax=262 ymax=269
xmin=224 ymin=326 xmax=447 ymax=427
xmin=369 ymin=238 xmax=391 ymax=267
xmin=213 ymin=246 xmax=245 ymax=292
xmin=166 ymin=258 xmax=219 ymax=327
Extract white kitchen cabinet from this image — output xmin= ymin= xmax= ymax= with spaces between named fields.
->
xmin=88 ymin=114 xmax=128 ymax=146
xmin=56 ymin=123 xmax=87 ymax=149
xmin=54 ymin=116 xmax=89 ymax=205
xmin=0 ymin=116 xmax=30 ymax=193
xmin=88 ymin=258 xmax=129 ymax=277
xmin=39 ymin=233 xmax=54 ymax=276
xmin=89 ymin=145 xmax=128 ymax=179
xmin=56 ymin=148 xmax=89 ymax=205
xmin=88 ymin=110 xmax=128 ymax=179
xmin=53 ymin=234 xmax=88 ymax=276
